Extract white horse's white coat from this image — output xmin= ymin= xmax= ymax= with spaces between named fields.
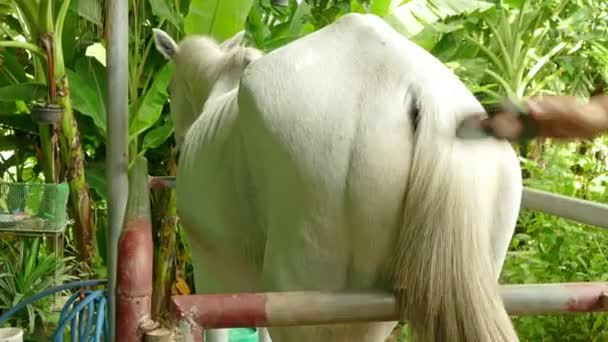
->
xmin=154 ymin=13 xmax=522 ymax=342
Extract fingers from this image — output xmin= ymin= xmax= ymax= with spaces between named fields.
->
xmin=525 ymin=96 xmax=608 ymax=140
xmin=470 ymin=95 xmax=608 ymax=142
xmin=526 ymin=96 xmax=584 ymax=121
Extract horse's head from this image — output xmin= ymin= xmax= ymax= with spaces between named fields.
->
xmin=153 ymin=28 xmax=263 ymax=150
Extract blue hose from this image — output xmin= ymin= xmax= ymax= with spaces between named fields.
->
xmin=0 ymin=279 xmax=108 ymax=341
xmin=52 ymin=290 xmax=107 ymax=342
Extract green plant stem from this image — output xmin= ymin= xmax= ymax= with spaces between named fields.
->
xmin=152 ymin=150 xmax=178 ymax=321
xmin=13 ymin=0 xmax=100 ymax=271
xmin=0 ymin=41 xmax=46 ymax=58
xmin=151 ymin=189 xmax=178 ymax=321
xmin=30 ymin=53 xmax=56 ymax=182
xmin=54 ymin=0 xmax=99 ymax=272
xmin=55 ymin=73 xmax=100 ymax=272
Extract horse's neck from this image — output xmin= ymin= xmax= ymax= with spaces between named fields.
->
xmin=208 ymin=69 xmax=243 ymax=100
xmin=180 ymin=70 xmax=240 ymax=133
xmin=202 ymin=81 xmax=241 ymax=126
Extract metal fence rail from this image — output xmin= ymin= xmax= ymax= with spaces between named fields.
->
xmin=170 ymin=282 xmax=608 ymax=331
xmin=522 ymin=188 xmax=608 ymax=229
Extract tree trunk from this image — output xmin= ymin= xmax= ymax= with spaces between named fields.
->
xmin=33 ymin=27 xmax=100 ymax=272
xmin=117 ymin=156 xmax=153 ymax=341
xmin=49 ymin=30 xmax=99 ymax=271
xmin=57 ymin=84 xmax=100 ymax=271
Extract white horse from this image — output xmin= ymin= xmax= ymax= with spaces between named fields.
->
xmin=153 ymin=13 xmax=522 ymax=342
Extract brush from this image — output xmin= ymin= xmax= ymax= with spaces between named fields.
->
xmin=455 ymin=97 xmax=539 ymax=142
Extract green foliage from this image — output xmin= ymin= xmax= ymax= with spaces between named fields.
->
xmin=129 ymin=63 xmax=175 ymax=143
xmin=0 ymin=0 xmax=607 ymax=339
xmin=432 ymin=0 xmax=608 ymax=103
xmin=0 ymin=83 xmax=48 ymax=103
xmin=397 ymin=1 xmax=608 ymax=340
xmin=497 ymin=137 xmax=608 ymax=341
xmin=184 ymin=0 xmax=255 ymax=41
xmin=383 ymin=0 xmax=494 ymax=50
xmin=66 ymin=59 xmax=107 ymax=136
xmin=0 ymin=237 xmax=77 ymax=338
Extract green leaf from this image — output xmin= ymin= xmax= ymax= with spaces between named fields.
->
xmin=288 ymin=0 xmax=312 ymax=36
xmin=85 ymin=42 xmax=107 ymax=67
xmin=85 ymin=162 xmax=107 ymax=200
xmin=184 ymin=0 xmax=255 ymax=41
xmin=66 ymin=66 xmax=106 ymax=135
xmin=129 ymin=63 xmax=174 ymax=140
xmin=384 ymin=0 xmax=494 ymax=39
xmin=71 ymin=0 xmax=103 ymax=25
xmin=61 ymin=7 xmax=82 ymax=67
xmin=245 ymin=2 xmax=268 ymax=47
xmin=0 ymin=49 xmax=27 ymax=84
xmin=370 ymin=0 xmax=392 ymax=17
xmin=142 ymin=119 xmax=174 ymax=150
xmin=519 ymin=41 xmax=567 ymax=95
xmin=149 ymin=0 xmax=183 ymax=29
xmin=0 ymin=83 xmax=48 ymax=103
xmin=0 ymin=135 xmax=19 ymax=151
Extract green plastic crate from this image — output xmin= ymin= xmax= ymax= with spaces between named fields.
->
xmin=0 ymin=182 xmax=70 ymax=233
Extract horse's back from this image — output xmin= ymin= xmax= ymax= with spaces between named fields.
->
xmin=235 ymin=13 xmax=521 ymax=341
xmin=237 ymin=12 xmax=425 ymax=289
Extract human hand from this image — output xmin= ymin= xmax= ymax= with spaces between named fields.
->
xmin=526 ymin=95 xmax=608 ymax=140
xmin=480 ymin=95 xmax=608 ymax=141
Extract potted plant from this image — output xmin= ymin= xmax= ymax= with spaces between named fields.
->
xmin=31 ymin=101 xmax=62 ymax=125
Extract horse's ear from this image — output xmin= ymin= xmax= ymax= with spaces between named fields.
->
xmin=153 ymin=28 xmax=178 ymax=59
xmin=220 ymin=31 xmax=246 ymax=51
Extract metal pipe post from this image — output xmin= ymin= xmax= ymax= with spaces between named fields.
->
xmin=106 ymin=0 xmax=129 ymax=340
xmin=170 ymin=282 xmax=608 ymax=329
xmin=522 ymin=187 xmax=608 ymax=229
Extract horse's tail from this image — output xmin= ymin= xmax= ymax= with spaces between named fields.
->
xmin=390 ymin=91 xmax=519 ymax=341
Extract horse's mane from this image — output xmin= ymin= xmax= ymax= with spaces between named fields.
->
xmin=172 ymin=34 xmax=264 ymax=93
xmin=153 ymin=28 xmax=264 ymax=149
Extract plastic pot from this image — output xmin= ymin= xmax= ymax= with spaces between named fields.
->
xmin=0 ymin=327 xmax=23 ymax=342
xmin=31 ymin=104 xmax=62 ymax=125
